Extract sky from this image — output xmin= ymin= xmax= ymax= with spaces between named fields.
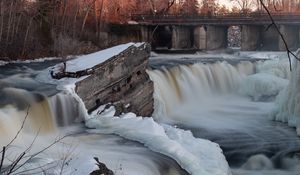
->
xmin=218 ymin=0 xmax=234 ymax=9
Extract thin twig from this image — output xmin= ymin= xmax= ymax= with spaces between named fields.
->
xmin=1 ymin=106 xmax=30 ymax=152
xmin=11 ymin=134 xmax=73 ymax=174
xmin=7 ymin=152 xmax=26 ymax=175
xmin=0 ymin=146 xmax=5 ymax=172
xmin=259 ymin=0 xmax=300 ymax=71
xmin=14 ymin=162 xmax=58 ymax=175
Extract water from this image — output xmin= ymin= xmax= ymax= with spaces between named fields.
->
xmin=0 ymin=62 xmax=188 ymax=175
xmin=148 ymin=60 xmax=300 ymax=175
xmin=1 ymin=56 xmax=300 ymax=175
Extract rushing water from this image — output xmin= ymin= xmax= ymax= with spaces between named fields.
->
xmin=0 ymin=62 xmax=188 ymax=175
xmin=1 ymin=54 xmax=300 ymax=175
xmin=148 ymin=60 xmax=300 ymax=175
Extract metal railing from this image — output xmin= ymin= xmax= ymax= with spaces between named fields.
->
xmin=131 ymin=12 xmax=300 ymax=25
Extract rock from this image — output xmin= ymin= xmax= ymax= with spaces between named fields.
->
xmin=75 ymin=43 xmax=154 ymax=117
xmin=90 ymin=157 xmax=114 ymax=175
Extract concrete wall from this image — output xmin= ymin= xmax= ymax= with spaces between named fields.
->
xmin=206 ymin=26 xmax=228 ymax=50
xmin=279 ymin=25 xmax=300 ymax=51
xmin=194 ymin=26 xmax=207 ymax=50
xmin=172 ymin=26 xmax=192 ymax=49
xmin=141 ymin=26 xmax=151 ymax=42
xmin=141 ymin=24 xmax=300 ymax=51
xmin=261 ymin=25 xmax=280 ymax=51
xmin=241 ymin=25 xmax=262 ymax=51
xmin=75 ymin=44 xmax=154 ymax=117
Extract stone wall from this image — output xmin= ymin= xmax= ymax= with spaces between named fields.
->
xmin=75 ymin=43 xmax=154 ymax=117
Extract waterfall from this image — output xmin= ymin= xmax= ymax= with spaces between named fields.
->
xmin=0 ymin=88 xmax=86 ymax=142
xmin=148 ymin=61 xmax=255 ymax=120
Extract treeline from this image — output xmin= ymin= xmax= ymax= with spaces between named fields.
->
xmin=1 ymin=0 xmax=300 ymax=60
xmin=0 ymin=0 xmax=141 ymax=60
xmin=230 ymin=0 xmax=300 ymax=13
xmin=0 ymin=0 xmax=100 ymax=59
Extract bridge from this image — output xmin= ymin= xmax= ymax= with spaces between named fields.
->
xmin=132 ymin=13 xmax=300 ymax=51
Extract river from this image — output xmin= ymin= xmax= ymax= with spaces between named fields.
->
xmin=1 ymin=51 xmax=300 ymax=175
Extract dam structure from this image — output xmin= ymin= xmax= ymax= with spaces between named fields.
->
xmin=132 ymin=13 xmax=300 ymax=51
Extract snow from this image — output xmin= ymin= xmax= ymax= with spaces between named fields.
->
xmin=239 ymin=73 xmax=288 ymax=101
xmin=0 ymin=57 xmax=61 ymax=66
xmin=0 ymin=60 xmax=8 ymax=66
xmin=85 ymin=106 xmax=231 ymax=175
xmin=64 ymin=42 xmax=143 ymax=72
xmin=271 ymin=50 xmax=300 ymax=135
xmin=36 ymin=43 xmax=144 ymax=90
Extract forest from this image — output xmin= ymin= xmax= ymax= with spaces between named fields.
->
xmin=0 ymin=0 xmax=300 ymax=60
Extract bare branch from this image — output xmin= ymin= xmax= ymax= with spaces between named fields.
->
xmin=0 ymin=147 xmax=5 ymax=172
xmin=259 ymin=0 xmax=300 ymax=71
xmin=1 ymin=106 xmax=30 ymax=153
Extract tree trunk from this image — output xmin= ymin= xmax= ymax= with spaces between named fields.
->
xmin=22 ymin=18 xmax=33 ymax=57
xmin=0 ymin=0 xmax=4 ymax=42
xmin=81 ymin=0 xmax=95 ymax=35
xmin=6 ymin=1 xmax=14 ymax=43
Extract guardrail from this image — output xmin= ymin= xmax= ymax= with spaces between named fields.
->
xmin=131 ymin=12 xmax=300 ymax=25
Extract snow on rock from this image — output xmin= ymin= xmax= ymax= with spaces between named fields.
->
xmin=85 ymin=107 xmax=232 ymax=175
xmin=271 ymin=50 xmax=300 ymax=135
xmin=36 ymin=43 xmax=143 ymax=89
xmin=64 ymin=42 xmax=143 ymax=72
xmin=239 ymin=73 xmax=288 ymax=101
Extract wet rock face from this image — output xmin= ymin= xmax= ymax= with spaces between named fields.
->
xmin=75 ymin=43 xmax=154 ymax=117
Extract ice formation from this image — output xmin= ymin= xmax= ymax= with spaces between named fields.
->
xmin=271 ymin=51 xmax=300 ymax=135
xmin=85 ymin=106 xmax=232 ymax=175
xmin=239 ymin=73 xmax=288 ymax=101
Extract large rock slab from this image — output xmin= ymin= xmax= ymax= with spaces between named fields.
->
xmin=75 ymin=43 xmax=154 ymax=117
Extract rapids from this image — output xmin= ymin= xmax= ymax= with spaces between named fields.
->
xmin=1 ymin=51 xmax=300 ymax=175
xmin=0 ymin=62 xmax=188 ymax=175
xmin=148 ymin=58 xmax=300 ymax=175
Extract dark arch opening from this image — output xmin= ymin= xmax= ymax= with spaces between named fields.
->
xmin=152 ymin=26 xmax=172 ymax=50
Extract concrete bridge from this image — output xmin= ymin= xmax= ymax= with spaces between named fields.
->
xmin=132 ymin=13 xmax=300 ymax=51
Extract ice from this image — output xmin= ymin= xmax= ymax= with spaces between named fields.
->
xmin=85 ymin=107 xmax=231 ymax=175
xmin=256 ymin=59 xmax=291 ymax=79
xmin=0 ymin=57 xmax=61 ymax=66
xmin=271 ymin=50 xmax=300 ymax=135
xmin=236 ymin=51 xmax=288 ymax=60
xmin=239 ymin=73 xmax=288 ymax=101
